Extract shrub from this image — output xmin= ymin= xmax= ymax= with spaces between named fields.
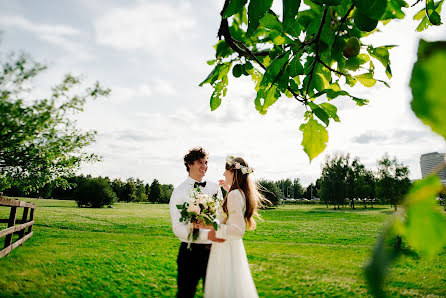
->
xmin=74 ymin=177 xmax=117 ymax=208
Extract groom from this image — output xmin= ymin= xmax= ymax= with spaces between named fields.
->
xmin=169 ymin=147 xmax=223 ymax=298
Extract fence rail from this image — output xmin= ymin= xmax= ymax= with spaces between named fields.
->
xmin=0 ymin=195 xmax=36 ymax=259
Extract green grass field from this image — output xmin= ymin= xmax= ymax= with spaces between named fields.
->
xmin=0 ymin=199 xmax=445 ymax=297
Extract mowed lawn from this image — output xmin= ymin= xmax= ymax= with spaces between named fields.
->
xmin=0 ymin=199 xmax=445 ymax=297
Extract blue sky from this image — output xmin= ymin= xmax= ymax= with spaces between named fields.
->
xmin=1 ymin=0 xmax=445 ymax=187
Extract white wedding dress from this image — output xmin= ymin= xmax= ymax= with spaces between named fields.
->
xmin=204 ymin=189 xmax=258 ymax=298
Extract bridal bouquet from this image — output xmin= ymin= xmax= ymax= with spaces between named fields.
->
xmin=176 ymin=188 xmax=220 ymax=244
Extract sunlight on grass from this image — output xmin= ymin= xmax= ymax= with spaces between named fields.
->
xmin=0 ymin=199 xmax=444 ymax=296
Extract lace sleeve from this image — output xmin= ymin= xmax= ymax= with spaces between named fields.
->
xmin=215 ymin=190 xmax=245 ymax=240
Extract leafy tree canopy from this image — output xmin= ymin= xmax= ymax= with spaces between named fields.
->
xmin=201 ymin=0 xmax=443 ymax=161
xmin=0 ymin=51 xmax=110 ymax=193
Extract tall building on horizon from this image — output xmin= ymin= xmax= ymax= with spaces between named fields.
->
xmin=420 ymin=152 xmax=446 ymax=186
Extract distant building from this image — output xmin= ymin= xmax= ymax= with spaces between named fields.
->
xmin=420 ymin=152 xmax=446 ymax=186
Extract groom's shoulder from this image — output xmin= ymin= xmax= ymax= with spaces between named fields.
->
xmin=173 ymin=179 xmax=189 ymax=191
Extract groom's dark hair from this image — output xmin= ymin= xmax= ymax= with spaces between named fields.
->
xmin=184 ymin=147 xmax=208 ymax=172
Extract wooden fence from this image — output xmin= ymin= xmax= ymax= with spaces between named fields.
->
xmin=0 ymin=195 xmax=36 ymax=259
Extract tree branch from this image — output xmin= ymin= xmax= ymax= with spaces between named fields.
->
xmin=318 ymin=58 xmax=346 ymax=76
xmin=217 ymin=0 xmax=306 ymax=103
xmin=333 ymin=4 xmax=355 ymax=47
xmin=411 ymin=0 xmax=423 ymax=7
xmin=305 ymin=6 xmax=329 ymax=98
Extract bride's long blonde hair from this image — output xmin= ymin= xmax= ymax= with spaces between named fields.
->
xmin=223 ymin=157 xmax=269 ymax=230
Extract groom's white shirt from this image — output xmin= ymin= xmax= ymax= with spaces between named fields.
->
xmin=170 ymin=176 xmax=223 ymax=244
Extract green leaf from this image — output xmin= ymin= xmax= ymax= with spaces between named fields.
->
xmin=199 ymin=64 xmax=222 ymax=86
xmin=345 ymin=74 xmax=357 ymax=87
xmin=217 ymin=63 xmax=232 ymax=81
xmin=381 ymin=0 xmax=408 ymax=20
xmin=410 ymin=39 xmax=446 ymax=139
xmin=365 ymin=231 xmax=399 ymax=298
xmin=315 ymin=72 xmax=331 ymax=90
xmin=414 ymin=0 xmax=444 ymax=31
xmin=233 ymin=64 xmax=243 ymax=78
xmin=353 ymin=0 xmax=387 ymax=20
xmin=355 ymin=73 xmax=376 ymax=87
xmin=403 ymin=175 xmax=446 ymax=256
xmin=308 ymin=102 xmax=330 ymax=126
xmin=244 ymin=61 xmax=254 ymax=71
xmin=260 ymin=12 xmax=282 ymax=31
xmin=254 ymin=84 xmax=280 ymax=114
xmin=368 ymin=46 xmax=390 ymax=69
xmin=352 ymin=96 xmax=369 ymax=106
xmin=247 ymin=0 xmax=274 ymax=36
xmin=287 ymin=56 xmax=304 ymax=77
xmin=426 ymin=0 xmax=443 ymax=25
xmin=320 ymin=102 xmax=340 ymax=122
xmin=263 ymin=84 xmax=280 ymax=110
xmin=385 ymin=64 xmax=392 ymax=79
xmin=210 ymin=79 xmax=228 ymax=111
xmin=215 ymin=40 xmax=233 ymax=58
xmin=260 ymin=52 xmax=291 ymax=88
xmin=299 ymin=116 xmax=328 ymax=162
xmin=354 ymin=10 xmax=379 ymax=32
xmin=223 ymin=0 xmax=248 ymax=19
xmin=310 ymin=0 xmax=342 ymax=6
xmin=283 ymin=0 xmax=301 ymax=31
xmin=270 ymin=31 xmax=288 ymax=45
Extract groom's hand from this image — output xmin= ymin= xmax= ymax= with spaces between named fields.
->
xmin=208 ymin=229 xmax=225 ymax=243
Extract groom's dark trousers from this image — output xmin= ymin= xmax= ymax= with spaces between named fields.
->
xmin=177 ymin=242 xmax=211 ymax=298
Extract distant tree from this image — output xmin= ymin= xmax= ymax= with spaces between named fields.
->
xmin=122 ymin=179 xmax=137 ymax=203
xmin=347 ymin=157 xmax=371 ymax=209
xmin=148 ymin=179 xmax=161 ymax=203
xmin=276 ymin=179 xmax=293 ymax=198
xmin=74 ymin=177 xmax=117 ymax=208
xmin=258 ymin=179 xmax=282 ymax=206
xmin=375 ymin=154 xmax=411 ymax=211
xmin=292 ymin=178 xmax=304 ymax=199
xmin=110 ymin=178 xmax=125 ymax=201
xmin=319 ymin=154 xmax=351 ymax=209
xmin=303 ymin=183 xmax=315 ymax=200
xmin=135 ymin=178 xmax=148 ymax=202
xmin=145 ymin=183 xmax=151 ymax=199
xmin=0 ymin=51 xmax=109 ymax=194
xmin=159 ymin=184 xmax=174 ymax=204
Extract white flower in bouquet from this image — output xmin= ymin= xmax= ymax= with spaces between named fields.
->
xmin=177 ymin=188 xmax=221 ymax=247
xmin=187 ymin=204 xmax=200 ymax=214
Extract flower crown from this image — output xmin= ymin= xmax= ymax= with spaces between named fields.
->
xmin=225 ymin=155 xmax=254 ymax=175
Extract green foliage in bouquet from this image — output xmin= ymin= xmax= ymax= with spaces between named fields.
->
xmin=177 ymin=188 xmax=221 ymax=241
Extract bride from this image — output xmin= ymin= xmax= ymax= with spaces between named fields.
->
xmin=195 ymin=156 xmax=268 ymax=298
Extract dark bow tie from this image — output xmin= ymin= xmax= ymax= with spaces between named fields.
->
xmin=194 ymin=181 xmax=206 ymax=188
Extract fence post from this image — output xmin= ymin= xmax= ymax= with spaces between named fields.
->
xmin=4 ymin=206 xmax=17 ymax=249
xmin=27 ymin=208 xmax=34 ymax=234
xmin=18 ymin=207 xmax=29 ymax=239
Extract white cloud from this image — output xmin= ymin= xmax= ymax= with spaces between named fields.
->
xmin=0 ymin=15 xmax=80 ymax=36
xmin=0 ymin=15 xmax=92 ymax=60
xmin=153 ymin=79 xmax=176 ymax=96
xmin=94 ymin=2 xmax=197 ymax=54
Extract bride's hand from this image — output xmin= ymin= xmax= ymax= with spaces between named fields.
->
xmin=193 ymin=221 xmax=214 ymax=230
xmin=218 ymin=179 xmax=230 ymax=192
xmin=208 ymin=229 xmax=225 ymax=243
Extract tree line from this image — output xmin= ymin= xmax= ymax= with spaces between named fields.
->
xmin=2 ymin=175 xmax=174 ymax=208
xmin=256 ymin=153 xmax=412 ymax=211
